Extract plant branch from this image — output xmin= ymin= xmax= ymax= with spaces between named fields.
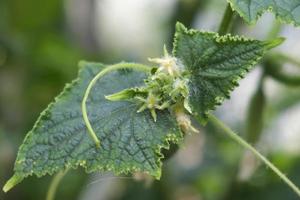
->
xmin=207 ymin=113 xmax=300 ymax=198
xmin=82 ymin=62 xmax=151 ymax=147
xmin=46 ymin=169 xmax=69 ymax=200
xmin=218 ymin=4 xmax=234 ymax=35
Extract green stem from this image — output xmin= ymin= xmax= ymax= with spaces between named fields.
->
xmin=246 ymin=19 xmax=279 ymax=142
xmin=46 ymin=169 xmax=69 ymax=200
xmin=245 ymin=73 xmax=265 ymax=143
xmin=82 ymin=62 xmax=151 ymax=147
xmin=272 ymin=53 xmax=300 ymax=68
xmin=264 ymin=59 xmax=300 ymax=86
xmin=218 ymin=4 xmax=234 ymax=35
xmin=208 ymin=114 xmax=300 ymax=197
xmin=268 ymin=70 xmax=300 ymax=86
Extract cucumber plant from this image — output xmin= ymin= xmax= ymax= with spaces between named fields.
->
xmin=3 ymin=1 xmax=300 ymax=199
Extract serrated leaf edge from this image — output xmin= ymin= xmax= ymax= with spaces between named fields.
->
xmin=3 ymin=61 xmax=183 ymax=192
xmin=227 ymin=0 xmax=300 ymax=27
xmin=173 ymin=22 xmax=258 ymax=56
xmin=172 ymin=22 xmax=280 ymax=123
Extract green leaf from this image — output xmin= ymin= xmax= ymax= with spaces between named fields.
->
xmin=4 ymin=62 xmax=182 ymax=192
xmin=228 ymin=0 xmax=300 ymax=26
xmin=105 ymin=88 xmax=145 ymax=101
xmin=173 ymin=22 xmax=283 ymax=124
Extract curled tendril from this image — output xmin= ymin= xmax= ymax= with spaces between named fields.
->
xmin=81 ymin=63 xmax=151 ymax=148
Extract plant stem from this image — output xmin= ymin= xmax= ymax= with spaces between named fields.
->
xmin=264 ymin=58 xmax=300 ymax=86
xmin=82 ymin=62 xmax=151 ymax=147
xmin=218 ymin=4 xmax=234 ymax=35
xmin=267 ymin=70 xmax=300 ymax=86
xmin=272 ymin=53 xmax=300 ymax=68
xmin=246 ymin=19 xmax=279 ymax=141
xmin=245 ymin=73 xmax=265 ymax=143
xmin=46 ymin=169 xmax=69 ymax=200
xmin=208 ymin=114 xmax=300 ymax=198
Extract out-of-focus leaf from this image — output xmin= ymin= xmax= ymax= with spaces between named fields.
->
xmin=228 ymin=0 xmax=300 ymax=26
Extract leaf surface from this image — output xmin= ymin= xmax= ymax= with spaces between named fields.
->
xmin=4 ymin=62 xmax=182 ymax=191
xmin=173 ymin=23 xmax=282 ymax=123
xmin=228 ymin=0 xmax=300 ymax=26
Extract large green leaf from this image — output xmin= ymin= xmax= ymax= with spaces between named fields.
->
xmin=4 ymin=62 xmax=182 ymax=191
xmin=173 ymin=23 xmax=282 ymax=123
xmin=228 ymin=0 xmax=300 ymax=26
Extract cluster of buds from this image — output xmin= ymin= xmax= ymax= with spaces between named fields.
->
xmin=135 ymin=92 xmax=170 ymax=122
xmin=148 ymin=46 xmax=183 ymax=77
xmin=106 ymin=45 xmax=198 ymax=134
xmin=133 ymin=46 xmax=189 ymax=121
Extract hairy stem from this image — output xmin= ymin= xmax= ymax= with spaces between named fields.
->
xmin=208 ymin=114 xmax=300 ymax=197
xmin=218 ymin=4 xmax=234 ymax=35
xmin=82 ymin=62 xmax=151 ymax=147
xmin=46 ymin=169 xmax=69 ymax=200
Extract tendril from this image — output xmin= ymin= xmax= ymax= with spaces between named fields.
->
xmin=208 ymin=114 xmax=300 ymax=197
xmin=81 ymin=62 xmax=151 ymax=148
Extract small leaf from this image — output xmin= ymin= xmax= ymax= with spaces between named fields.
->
xmin=4 ymin=62 xmax=182 ymax=191
xmin=173 ymin=22 xmax=282 ymax=124
xmin=105 ymin=88 xmax=145 ymax=101
xmin=228 ymin=0 xmax=300 ymax=26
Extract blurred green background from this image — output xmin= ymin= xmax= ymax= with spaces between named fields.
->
xmin=1 ymin=0 xmax=300 ymax=199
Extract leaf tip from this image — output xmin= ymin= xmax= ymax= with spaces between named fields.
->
xmin=265 ymin=37 xmax=285 ymax=50
xmin=175 ymin=22 xmax=186 ymax=33
xmin=105 ymin=89 xmax=136 ymax=101
xmin=2 ymin=174 xmax=23 ymax=192
xmin=78 ymin=60 xmax=88 ymax=68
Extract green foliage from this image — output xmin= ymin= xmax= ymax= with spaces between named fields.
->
xmin=228 ymin=0 xmax=300 ymax=26
xmin=3 ymin=23 xmax=284 ymax=193
xmin=173 ymin=22 xmax=283 ymax=124
xmin=3 ymin=62 xmax=182 ymax=192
